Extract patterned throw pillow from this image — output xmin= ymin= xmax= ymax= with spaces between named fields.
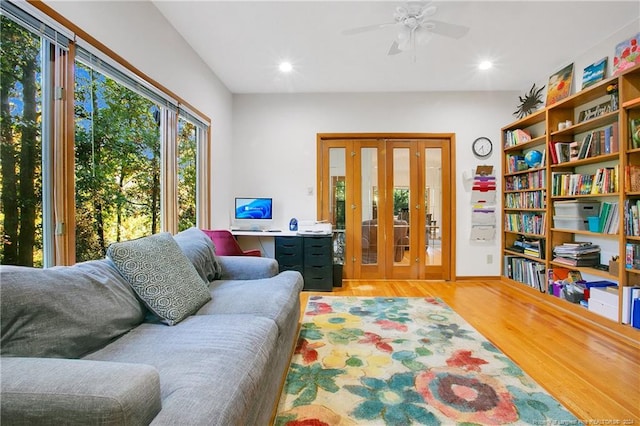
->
xmin=107 ymin=232 xmax=211 ymax=326
xmin=173 ymin=227 xmax=223 ymax=282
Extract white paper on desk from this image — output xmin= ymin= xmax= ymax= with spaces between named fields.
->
xmin=470 ymin=225 xmax=495 ymax=241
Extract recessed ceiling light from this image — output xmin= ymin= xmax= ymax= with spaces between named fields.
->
xmin=478 ymin=60 xmax=493 ymax=70
xmin=279 ymin=62 xmax=293 ymax=73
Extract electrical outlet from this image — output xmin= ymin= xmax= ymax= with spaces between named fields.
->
xmin=487 ymin=254 xmax=493 ymax=264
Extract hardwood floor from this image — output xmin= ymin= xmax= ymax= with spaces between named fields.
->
xmin=299 ymin=279 xmax=640 ymax=423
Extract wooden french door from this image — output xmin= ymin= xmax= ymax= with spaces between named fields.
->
xmin=317 ymin=134 xmax=454 ymax=280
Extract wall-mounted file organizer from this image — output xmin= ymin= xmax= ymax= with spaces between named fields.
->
xmin=471 ymin=165 xmax=496 ymax=241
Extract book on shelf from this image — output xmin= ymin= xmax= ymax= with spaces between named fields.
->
xmin=630 ymin=118 xmax=640 ymax=150
xmin=625 ymin=200 xmax=640 ymax=237
xmin=551 ymin=169 xmax=617 ymax=196
xmin=577 ymin=132 xmax=593 ymax=159
xmin=552 ymin=255 xmax=600 ymax=267
xmin=625 ymin=242 xmax=640 ymax=268
xmin=511 ymin=237 xmax=545 ymax=259
xmin=553 ymin=242 xmax=601 ymax=260
xmin=503 ymin=255 xmax=545 ymax=291
xmin=597 ymin=201 xmax=619 ymax=234
xmin=553 ymin=142 xmax=571 ymax=164
xmin=566 ymin=270 xmax=583 ymax=283
xmin=560 ymin=241 xmax=594 ymax=247
xmin=569 ymin=141 xmax=580 ymax=162
xmin=622 ymin=286 xmax=640 ymax=324
xmin=506 ymin=154 xmax=527 ymax=174
xmin=553 ymin=125 xmax=619 ymax=165
xmin=633 ymin=296 xmax=640 ymax=329
xmin=549 ymin=141 xmax=559 ymax=164
xmin=505 ymin=129 xmax=532 ymax=147
xmin=625 ymin=165 xmax=640 ymax=192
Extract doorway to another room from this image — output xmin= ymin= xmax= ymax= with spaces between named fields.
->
xmin=317 ymin=134 xmax=455 ymax=280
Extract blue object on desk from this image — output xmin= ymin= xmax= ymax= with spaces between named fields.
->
xmin=289 ymin=218 xmax=298 ymax=231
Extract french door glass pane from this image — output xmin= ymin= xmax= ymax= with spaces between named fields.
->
xmin=328 ymin=148 xmax=346 ymax=230
xmin=425 ymin=147 xmax=442 ymax=266
xmin=393 ymin=148 xmax=410 ymax=265
xmin=0 ymin=16 xmax=44 ymax=267
xmin=178 ymin=118 xmax=197 ymax=231
xmin=361 ymin=147 xmax=378 ymax=264
xmin=74 ymin=62 xmax=161 ymax=261
xmin=329 ymin=148 xmax=346 ymax=265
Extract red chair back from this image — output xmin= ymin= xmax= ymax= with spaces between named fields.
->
xmin=202 ymin=230 xmax=261 ymax=257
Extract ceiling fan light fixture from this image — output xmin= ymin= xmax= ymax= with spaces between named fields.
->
xmin=341 ymin=2 xmax=469 ymax=57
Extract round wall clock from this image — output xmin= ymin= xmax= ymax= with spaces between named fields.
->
xmin=472 ymin=137 xmax=493 ymax=158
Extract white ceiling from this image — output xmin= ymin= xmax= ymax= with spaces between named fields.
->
xmin=152 ymin=1 xmax=639 ymax=94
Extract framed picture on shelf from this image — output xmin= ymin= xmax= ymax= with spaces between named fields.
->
xmin=613 ymin=32 xmax=639 ymax=76
xmin=546 ymin=63 xmax=574 ymax=106
xmin=581 ymin=57 xmax=607 ymax=89
xmin=578 ymin=101 xmax=612 ymax=123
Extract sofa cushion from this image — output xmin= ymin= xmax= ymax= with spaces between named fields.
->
xmin=107 ymin=232 xmax=211 ymax=326
xmin=1 ymin=357 xmax=161 ymax=425
xmin=0 ymin=259 xmax=145 ymax=358
xmin=173 ymin=227 xmax=222 ymax=282
xmin=197 ymin=270 xmax=303 ymax=334
xmin=84 ymin=315 xmax=279 ymax=426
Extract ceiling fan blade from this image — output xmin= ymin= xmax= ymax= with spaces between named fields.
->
xmin=388 ymin=41 xmax=402 ymax=56
xmin=342 ymin=22 xmax=396 ymax=36
xmin=424 ymin=20 xmax=469 ymax=39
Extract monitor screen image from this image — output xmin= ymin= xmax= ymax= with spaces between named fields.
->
xmin=235 ymin=198 xmax=273 ymax=220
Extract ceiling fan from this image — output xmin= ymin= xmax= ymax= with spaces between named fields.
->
xmin=342 ymin=2 xmax=469 ymax=56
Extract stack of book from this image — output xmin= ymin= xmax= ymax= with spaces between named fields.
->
xmin=549 ymin=124 xmax=619 ymax=164
xmin=551 ymin=166 xmax=618 ymax=196
xmin=503 ymin=255 xmax=545 ymax=292
xmin=504 ymin=129 xmax=532 ymax=148
xmin=553 ymin=242 xmax=601 ymax=267
xmin=597 ymin=201 xmax=619 ymax=234
xmin=509 ymin=237 xmax=545 ymax=259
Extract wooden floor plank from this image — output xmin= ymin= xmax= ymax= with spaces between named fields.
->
xmin=299 ymin=279 xmax=640 ymax=423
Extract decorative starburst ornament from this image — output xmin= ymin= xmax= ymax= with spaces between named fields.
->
xmin=513 ymin=84 xmax=545 ymax=119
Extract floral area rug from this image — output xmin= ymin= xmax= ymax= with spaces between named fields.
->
xmin=275 ymin=296 xmax=581 ymax=425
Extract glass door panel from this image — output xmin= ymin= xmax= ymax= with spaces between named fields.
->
xmin=392 ymin=148 xmax=411 ymax=267
xmin=328 ymin=148 xmax=346 ymax=273
xmin=360 ymin=147 xmax=379 ymax=266
xmin=328 ymin=148 xmax=346 ymax=231
xmin=425 ymin=147 xmax=442 ymax=267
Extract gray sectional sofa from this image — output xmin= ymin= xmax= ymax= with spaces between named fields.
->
xmin=0 ymin=227 xmax=304 ymax=425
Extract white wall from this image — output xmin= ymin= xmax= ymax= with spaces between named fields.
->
xmin=233 ymin=91 xmax=516 ymax=277
xmin=41 ymin=0 xmax=234 ymax=227
xmin=535 ymin=20 xmax=640 ymax=102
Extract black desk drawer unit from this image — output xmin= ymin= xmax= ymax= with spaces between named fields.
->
xmin=275 ymin=235 xmax=332 ymax=291
xmin=274 ymin=236 xmax=303 ymax=273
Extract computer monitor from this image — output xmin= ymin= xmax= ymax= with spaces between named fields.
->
xmin=234 ymin=197 xmax=273 ymax=220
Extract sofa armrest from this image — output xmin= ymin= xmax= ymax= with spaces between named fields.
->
xmin=1 ymin=357 xmax=161 ymax=426
xmin=217 ymin=255 xmax=279 ymax=280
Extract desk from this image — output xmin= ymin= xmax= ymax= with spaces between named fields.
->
xmin=230 ymin=230 xmax=334 ymax=291
xmin=230 ymin=230 xmax=297 ymax=258
xmin=230 ymin=230 xmax=297 ymax=237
